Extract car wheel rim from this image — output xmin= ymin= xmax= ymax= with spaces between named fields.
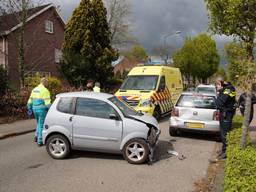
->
xmin=49 ymin=138 xmax=66 ymax=157
xmin=126 ymin=142 xmax=145 ymax=162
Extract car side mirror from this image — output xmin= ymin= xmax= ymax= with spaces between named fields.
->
xmin=109 ymin=113 xmax=120 ymax=120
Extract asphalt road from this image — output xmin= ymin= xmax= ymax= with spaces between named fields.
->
xmin=0 ymin=118 xmax=217 ymax=192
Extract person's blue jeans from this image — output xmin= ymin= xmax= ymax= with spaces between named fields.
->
xmin=33 ymin=108 xmax=47 ymax=144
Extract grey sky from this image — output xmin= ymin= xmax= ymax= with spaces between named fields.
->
xmin=50 ymin=0 xmax=231 ymax=54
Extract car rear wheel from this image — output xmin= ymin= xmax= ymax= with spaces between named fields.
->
xmin=46 ymin=134 xmax=70 ymax=159
xmin=123 ymin=139 xmax=149 ymax=164
xmin=169 ymin=127 xmax=178 ymax=136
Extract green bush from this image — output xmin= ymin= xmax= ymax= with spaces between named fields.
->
xmin=0 ymin=65 xmax=8 ymax=96
xmin=25 ymin=75 xmax=62 ymax=97
xmin=224 ymin=116 xmax=256 ymax=192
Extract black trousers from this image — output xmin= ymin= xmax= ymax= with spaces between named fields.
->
xmin=219 ymin=111 xmax=234 ymax=153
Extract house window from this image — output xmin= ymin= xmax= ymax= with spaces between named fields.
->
xmin=45 ymin=20 xmax=53 ymax=33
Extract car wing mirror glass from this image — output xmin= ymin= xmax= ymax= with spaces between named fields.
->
xmin=109 ymin=113 xmax=119 ymax=120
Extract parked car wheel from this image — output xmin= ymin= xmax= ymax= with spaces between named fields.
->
xmin=169 ymin=127 xmax=178 ymax=136
xmin=153 ymin=106 xmax=161 ymax=121
xmin=46 ymin=134 xmax=70 ymax=159
xmin=123 ymin=139 xmax=149 ymax=164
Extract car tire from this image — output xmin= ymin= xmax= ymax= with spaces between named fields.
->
xmin=169 ymin=127 xmax=178 ymax=136
xmin=153 ymin=106 xmax=161 ymax=121
xmin=46 ymin=134 xmax=70 ymax=159
xmin=123 ymin=138 xmax=149 ymax=164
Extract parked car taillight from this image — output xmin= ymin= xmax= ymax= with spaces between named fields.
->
xmin=213 ymin=111 xmax=220 ymax=121
xmin=171 ymin=108 xmax=179 ymax=117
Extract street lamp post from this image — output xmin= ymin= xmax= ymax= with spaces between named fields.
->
xmin=163 ymin=31 xmax=181 ymax=65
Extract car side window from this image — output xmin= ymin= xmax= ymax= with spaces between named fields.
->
xmin=158 ymin=76 xmax=165 ymax=91
xmin=57 ymin=97 xmax=73 ymax=114
xmin=75 ymin=98 xmax=117 ymax=119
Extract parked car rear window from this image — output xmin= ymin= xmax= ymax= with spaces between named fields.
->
xmin=57 ymin=97 xmax=73 ymax=114
xmin=75 ymin=98 xmax=117 ymax=119
xmin=196 ymin=87 xmax=216 ymax=94
xmin=176 ymin=95 xmax=216 ymax=109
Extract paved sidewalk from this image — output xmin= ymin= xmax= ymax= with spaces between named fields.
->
xmin=0 ymin=119 xmax=36 ymax=139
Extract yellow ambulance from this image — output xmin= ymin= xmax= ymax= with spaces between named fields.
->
xmin=115 ymin=65 xmax=183 ymax=120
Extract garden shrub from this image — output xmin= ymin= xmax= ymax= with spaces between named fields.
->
xmin=25 ymin=74 xmax=62 ymax=98
xmin=224 ymin=116 xmax=256 ymax=192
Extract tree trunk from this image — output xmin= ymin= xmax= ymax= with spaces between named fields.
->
xmin=240 ymin=91 xmax=252 ymax=148
xmin=240 ymin=40 xmax=255 ymax=148
xmin=18 ymin=32 xmax=25 ymax=88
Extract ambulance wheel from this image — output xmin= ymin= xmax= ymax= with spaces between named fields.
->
xmin=153 ymin=107 xmax=161 ymax=121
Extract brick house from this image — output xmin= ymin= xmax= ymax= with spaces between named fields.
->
xmin=0 ymin=4 xmax=65 ymax=88
xmin=113 ymin=56 xmax=141 ymax=75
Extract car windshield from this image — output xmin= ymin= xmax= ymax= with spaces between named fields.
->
xmin=109 ymin=96 xmax=141 ymax=117
xmin=120 ymin=75 xmax=158 ymax=90
xmin=176 ymin=94 xmax=216 ymax=109
xmin=196 ymin=87 xmax=216 ymax=94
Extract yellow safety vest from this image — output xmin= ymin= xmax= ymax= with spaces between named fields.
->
xmin=93 ymin=86 xmax=101 ymax=93
xmin=27 ymin=84 xmax=51 ymax=108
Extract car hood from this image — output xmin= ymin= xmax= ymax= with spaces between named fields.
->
xmin=130 ymin=114 xmax=159 ymax=130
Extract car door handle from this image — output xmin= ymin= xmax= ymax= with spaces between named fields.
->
xmin=69 ymin=116 xmax=73 ymax=122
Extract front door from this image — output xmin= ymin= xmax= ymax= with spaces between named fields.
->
xmin=72 ymin=97 xmax=122 ymax=151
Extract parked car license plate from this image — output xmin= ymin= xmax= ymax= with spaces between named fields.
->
xmin=185 ymin=122 xmax=204 ymax=129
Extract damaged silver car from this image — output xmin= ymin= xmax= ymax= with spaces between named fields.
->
xmin=42 ymin=92 xmax=160 ymax=164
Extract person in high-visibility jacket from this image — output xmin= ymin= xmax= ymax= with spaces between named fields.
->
xmin=27 ymin=78 xmax=51 ymax=146
xmin=93 ymin=82 xmax=101 ymax=92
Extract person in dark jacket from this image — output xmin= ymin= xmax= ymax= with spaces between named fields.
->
xmin=238 ymin=91 xmax=256 ymax=125
xmin=86 ymin=79 xmax=94 ymax=91
xmin=215 ymin=77 xmax=236 ymax=159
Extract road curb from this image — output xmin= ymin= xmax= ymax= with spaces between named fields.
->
xmin=0 ymin=129 xmax=35 ymax=140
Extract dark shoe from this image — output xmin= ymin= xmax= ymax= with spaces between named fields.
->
xmin=37 ymin=143 xmax=43 ymax=147
xmin=34 ymin=137 xmax=37 ymax=142
xmin=217 ymin=152 xmax=226 ymax=160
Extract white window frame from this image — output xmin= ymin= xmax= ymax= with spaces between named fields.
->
xmin=45 ymin=20 xmax=53 ymax=33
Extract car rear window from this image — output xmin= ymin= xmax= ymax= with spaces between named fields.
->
xmin=57 ymin=97 xmax=73 ymax=114
xmin=196 ymin=87 xmax=216 ymax=94
xmin=176 ymin=95 xmax=216 ymax=109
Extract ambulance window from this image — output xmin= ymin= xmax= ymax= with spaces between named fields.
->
xmin=159 ymin=76 xmax=165 ymax=91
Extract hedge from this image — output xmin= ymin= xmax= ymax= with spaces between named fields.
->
xmin=224 ymin=116 xmax=256 ymax=192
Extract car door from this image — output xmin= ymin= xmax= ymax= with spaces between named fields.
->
xmin=72 ymin=97 xmax=123 ymax=151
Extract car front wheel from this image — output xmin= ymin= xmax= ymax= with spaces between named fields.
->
xmin=46 ymin=134 xmax=70 ymax=159
xmin=123 ymin=139 xmax=149 ymax=164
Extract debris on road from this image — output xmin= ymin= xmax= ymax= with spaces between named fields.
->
xmin=167 ymin=150 xmax=186 ymax=160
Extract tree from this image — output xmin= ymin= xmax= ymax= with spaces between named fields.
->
xmin=61 ymin=0 xmax=118 ymax=88
xmin=124 ymin=44 xmax=148 ymax=62
xmin=205 ymin=0 xmax=256 ymax=148
xmin=104 ymin=0 xmax=135 ymax=47
xmin=211 ymin=67 xmax=227 ymax=82
xmin=0 ymin=0 xmax=33 ymax=87
xmin=224 ymin=42 xmax=247 ymax=84
xmin=173 ymin=34 xmax=219 ymax=84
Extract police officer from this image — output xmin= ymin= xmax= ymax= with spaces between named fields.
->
xmin=27 ymin=78 xmax=51 ymax=146
xmin=86 ymin=79 xmax=94 ymax=92
xmin=215 ymin=77 xmax=236 ymax=159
